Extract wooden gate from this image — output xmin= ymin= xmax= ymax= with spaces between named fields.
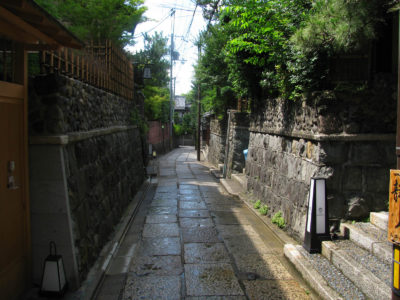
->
xmin=0 ymin=81 xmax=30 ymax=299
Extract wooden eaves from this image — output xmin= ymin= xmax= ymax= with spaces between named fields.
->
xmin=0 ymin=0 xmax=83 ymax=50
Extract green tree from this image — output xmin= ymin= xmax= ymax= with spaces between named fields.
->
xmin=133 ymin=32 xmax=171 ymax=121
xmin=194 ymin=0 xmax=390 ymax=105
xmin=35 ymin=0 xmax=147 ymax=46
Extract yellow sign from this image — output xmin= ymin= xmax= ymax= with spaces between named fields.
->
xmin=389 ymin=169 xmax=400 ymax=244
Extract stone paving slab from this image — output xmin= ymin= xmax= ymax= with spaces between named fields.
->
xmin=211 ymin=211 xmax=252 ymax=225
xmin=184 ymin=243 xmax=230 ymax=264
xmin=147 ymin=206 xmax=178 ymax=215
xmin=150 ymin=199 xmax=178 ymax=207
xmin=207 ymin=204 xmax=247 ymax=212
xmin=223 ymin=235 xmax=273 ymax=254
xmin=179 ymin=184 xmax=199 ymax=190
xmin=180 ymin=189 xmax=201 ymax=196
xmin=185 ymin=263 xmax=244 ymax=297
xmin=142 ymin=223 xmax=180 ymax=238
xmin=233 ymin=253 xmax=293 ymax=280
xmin=243 ymin=279 xmax=310 ymax=299
xmin=129 ymin=255 xmax=183 ymax=276
xmin=180 ymin=217 xmax=214 ymax=228
xmin=186 ymin=297 xmax=247 ymax=300
xmin=179 ymin=209 xmax=210 ymax=218
xmin=155 ymin=186 xmax=178 ymax=193
xmin=180 ymin=195 xmax=203 ymax=202
xmin=216 ymin=224 xmax=259 ymax=238
xmin=123 ymin=275 xmax=181 ymax=300
xmin=182 ymin=227 xmax=221 ymax=243
xmin=180 ymin=201 xmax=207 ymax=210
xmin=145 ymin=214 xmax=177 ymax=224
xmin=138 ymin=237 xmax=181 ymax=256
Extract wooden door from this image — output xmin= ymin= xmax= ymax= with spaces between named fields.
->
xmin=0 ymin=81 xmax=30 ymax=299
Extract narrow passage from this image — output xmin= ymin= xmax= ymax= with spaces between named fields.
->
xmin=98 ymin=146 xmax=311 ymax=299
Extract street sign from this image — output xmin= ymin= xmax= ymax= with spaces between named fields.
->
xmin=388 ymin=170 xmax=400 ymax=244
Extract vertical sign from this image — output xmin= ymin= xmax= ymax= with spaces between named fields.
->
xmin=307 ymin=179 xmax=315 ymax=233
xmin=316 ymin=179 xmax=326 ymax=234
xmin=389 ymin=170 xmax=400 ymax=244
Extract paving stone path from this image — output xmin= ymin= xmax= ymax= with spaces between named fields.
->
xmin=96 ymin=147 xmax=311 ymax=299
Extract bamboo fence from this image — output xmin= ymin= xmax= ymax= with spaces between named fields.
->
xmin=40 ymin=40 xmax=134 ymax=100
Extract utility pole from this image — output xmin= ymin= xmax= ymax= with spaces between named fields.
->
xmin=197 ymin=42 xmax=201 ymax=161
xmin=169 ymin=9 xmax=175 ymax=150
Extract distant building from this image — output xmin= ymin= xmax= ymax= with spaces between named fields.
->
xmin=174 ymin=96 xmax=191 ymax=120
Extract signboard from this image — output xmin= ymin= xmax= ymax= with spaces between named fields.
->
xmin=388 ymin=169 xmax=400 ymax=244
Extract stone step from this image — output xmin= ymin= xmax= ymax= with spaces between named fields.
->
xmin=322 ymin=240 xmax=391 ymax=300
xmin=340 ymin=222 xmax=392 ymax=264
xmin=231 ymin=173 xmax=247 ymax=191
xmin=370 ymin=211 xmax=388 ymax=232
xmin=284 ymin=244 xmax=365 ymax=300
xmin=220 ymin=178 xmax=242 ymax=197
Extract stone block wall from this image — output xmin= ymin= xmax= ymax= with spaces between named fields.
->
xmin=29 ymin=74 xmax=145 ymax=287
xmin=246 ymin=77 xmax=396 ymax=240
xmin=226 ymin=112 xmax=250 ymax=177
xmin=206 ymin=117 xmax=227 ymax=167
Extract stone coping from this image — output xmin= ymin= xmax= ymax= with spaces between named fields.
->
xmin=249 ymin=128 xmax=395 ymax=142
xmin=30 ymin=125 xmax=138 ymax=145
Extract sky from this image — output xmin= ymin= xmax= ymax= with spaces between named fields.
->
xmin=126 ymin=0 xmax=207 ymax=96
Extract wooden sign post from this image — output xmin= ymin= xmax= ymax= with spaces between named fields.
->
xmin=388 ymin=170 xmax=400 ymax=298
xmin=389 ymin=170 xmax=400 ymax=243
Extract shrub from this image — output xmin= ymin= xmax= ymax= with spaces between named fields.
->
xmin=272 ymin=211 xmax=286 ymax=229
xmin=253 ymin=200 xmax=261 ymax=209
xmin=259 ymin=205 xmax=269 ymax=215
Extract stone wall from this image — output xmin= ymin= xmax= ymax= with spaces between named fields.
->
xmin=246 ymin=76 xmax=396 ymax=240
xmin=29 ymin=74 xmax=145 ymax=287
xmin=226 ymin=112 xmax=250 ymax=177
xmin=206 ymin=117 xmax=227 ymax=167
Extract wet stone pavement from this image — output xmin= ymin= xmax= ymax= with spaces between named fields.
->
xmin=96 ymin=147 xmax=311 ymax=300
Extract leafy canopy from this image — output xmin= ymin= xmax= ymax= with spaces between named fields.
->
xmin=132 ymin=32 xmax=171 ymax=122
xmin=35 ymin=0 xmax=147 ymax=46
xmin=193 ymin=0 xmax=390 ymax=107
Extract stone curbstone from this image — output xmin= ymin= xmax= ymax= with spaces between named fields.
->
xmin=284 ymin=244 xmax=343 ymax=300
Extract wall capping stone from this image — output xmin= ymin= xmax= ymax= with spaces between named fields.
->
xmin=249 ymin=128 xmax=395 ymax=142
xmin=30 ymin=125 xmax=138 ymax=145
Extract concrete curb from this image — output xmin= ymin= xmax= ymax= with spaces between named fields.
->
xmin=370 ymin=211 xmax=388 ymax=232
xmin=283 ymin=244 xmax=343 ymax=300
xmin=322 ymin=241 xmax=390 ymax=300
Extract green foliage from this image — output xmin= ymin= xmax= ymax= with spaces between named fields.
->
xmin=133 ymin=32 xmax=171 ymax=122
xmin=143 ymin=86 xmax=170 ymax=122
xmin=272 ymin=211 xmax=286 ymax=229
xmin=35 ymin=0 xmax=147 ymax=46
xmin=133 ymin=32 xmax=170 ymax=87
xmin=253 ymin=200 xmax=261 ymax=209
xmin=131 ymin=107 xmax=148 ymax=135
xmin=193 ymin=0 xmax=389 ymax=106
xmin=259 ymin=205 xmax=269 ymax=216
xmin=292 ymin=0 xmax=384 ymax=53
xmin=173 ymin=124 xmax=183 ymax=136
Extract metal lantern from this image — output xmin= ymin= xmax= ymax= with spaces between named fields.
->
xmin=303 ymin=177 xmax=330 ymax=253
xmin=143 ymin=66 xmax=152 ymax=79
xmin=40 ymin=241 xmax=68 ymax=296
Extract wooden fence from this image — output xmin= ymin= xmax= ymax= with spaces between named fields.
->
xmin=40 ymin=40 xmax=134 ymax=100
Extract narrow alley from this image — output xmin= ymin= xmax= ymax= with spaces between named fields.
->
xmin=95 ymin=146 xmax=312 ymax=299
